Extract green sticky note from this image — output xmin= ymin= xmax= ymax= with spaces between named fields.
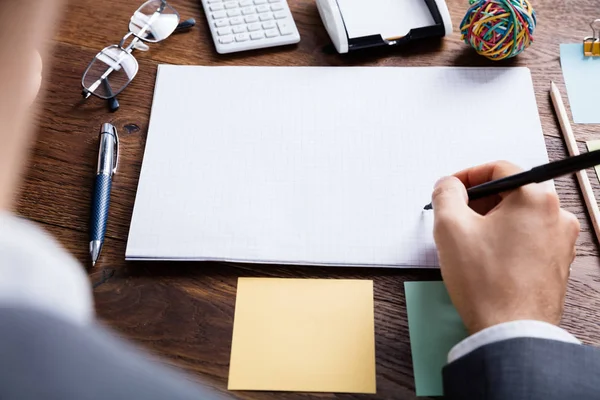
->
xmin=405 ymin=281 xmax=468 ymax=397
xmin=587 ymin=140 xmax=600 ymax=181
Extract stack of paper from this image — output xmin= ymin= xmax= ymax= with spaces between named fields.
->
xmin=126 ymin=66 xmax=548 ymax=267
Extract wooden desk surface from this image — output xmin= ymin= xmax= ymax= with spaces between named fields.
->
xmin=16 ymin=0 xmax=600 ymax=398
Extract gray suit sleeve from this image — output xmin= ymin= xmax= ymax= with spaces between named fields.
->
xmin=443 ymin=337 xmax=600 ymax=400
xmin=0 ymin=306 xmax=232 ymax=400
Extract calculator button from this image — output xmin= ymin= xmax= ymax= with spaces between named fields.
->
xmin=217 ymin=27 xmax=233 ymax=35
xmin=219 ymin=35 xmax=234 ymax=44
xmin=235 ymin=33 xmax=250 ymax=41
xmin=270 ymin=3 xmax=284 ymax=11
xmin=256 ymin=4 xmax=270 ymax=12
xmin=245 ymin=15 xmax=259 ymax=23
xmin=274 ymin=10 xmax=286 ymax=19
xmin=247 ymin=22 xmax=261 ymax=31
xmin=265 ymin=29 xmax=279 ymax=37
xmin=242 ymin=6 xmax=255 ymax=14
xmin=210 ymin=3 xmax=224 ymax=11
xmin=224 ymin=1 xmax=238 ymax=8
xmin=254 ymin=0 xmax=267 ymax=4
xmin=277 ymin=20 xmax=293 ymax=35
xmin=268 ymin=0 xmax=281 ymax=2
xmin=229 ymin=17 xmax=244 ymax=25
xmin=233 ymin=25 xmax=247 ymax=33
xmin=239 ymin=0 xmax=253 ymax=5
xmin=227 ymin=9 xmax=241 ymax=16
xmin=262 ymin=21 xmax=276 ymax=29
xmin=250 ymin=31 xmax=265 ymax=40
xmin=214 ymin=19 xmax=229 ymax=27
xmin=259 ymin=12 xmax=273 ymax=21
xmin=212 ymin=11 xmax=227 ymax=19
xmin=208 ymin=0 xmax=222 ymax=3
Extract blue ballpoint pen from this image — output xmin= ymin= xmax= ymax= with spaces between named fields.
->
xmin=90 ymin=123 xmax=119 ymax=266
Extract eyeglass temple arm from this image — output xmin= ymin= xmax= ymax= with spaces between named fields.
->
xmin=102 ymin=78 xmax=117 ymax=98
xmin=81 ymin=76 xmax=115 ymax=99
xmin=102 ymin=79 xmax=120 ymax=112
xmin=175 ymin=18 xmax=196 ymax=32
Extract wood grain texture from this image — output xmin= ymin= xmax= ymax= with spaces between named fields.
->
xmin=13 ymin=0 xmax=600 ymax=398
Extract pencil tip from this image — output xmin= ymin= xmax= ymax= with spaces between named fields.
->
xmin=423 ymin=203 xmax=433 ymax=210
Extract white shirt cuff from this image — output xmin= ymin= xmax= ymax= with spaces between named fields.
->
xmin=448 ymin=320 xmax=580 ymax=363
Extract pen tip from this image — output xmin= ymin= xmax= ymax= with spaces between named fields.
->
xmin=423 ymin=203 xmax=433 ymax=210
xmin=90 ymin=240 xmax=102 ymax=267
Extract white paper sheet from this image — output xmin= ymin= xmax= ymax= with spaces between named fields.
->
xmin=126 ymin=66 xmax=548 ymax=268
xmin=336 ymin=0 xmax=435 ymax=40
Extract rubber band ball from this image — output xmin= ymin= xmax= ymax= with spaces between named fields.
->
xmin=459 ymin=0 xmax=537 ymax=61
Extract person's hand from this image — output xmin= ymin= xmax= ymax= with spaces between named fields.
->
xmin=27 ymin=50 xmax=43 ymax=106
xmin=432 ymin=161 xmax=580 ymax=334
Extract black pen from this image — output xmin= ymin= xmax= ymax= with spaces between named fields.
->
xmin=424 ymin=149 xmax=600 ymax=210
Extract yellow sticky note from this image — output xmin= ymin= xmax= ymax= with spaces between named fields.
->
xmin=587 ymin=140 xmax=600 ymax=181
xmin=228 ymin=278 xmax=376 ymax=394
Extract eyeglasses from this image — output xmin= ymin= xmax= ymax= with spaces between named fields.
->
xmin=82 ymin=0 xmax=195 ymax=112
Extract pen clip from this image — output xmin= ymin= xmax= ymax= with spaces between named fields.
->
xmin=113 ymin=127 xmax=119 ymax=175
xmin=101 ymin=123 xmax=119 ymax=175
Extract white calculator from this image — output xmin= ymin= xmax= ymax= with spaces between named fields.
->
xmin=200 ymin=0 xmax=301 ymax=54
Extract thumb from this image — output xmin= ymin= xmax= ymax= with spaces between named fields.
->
xmin=431 ymin=176 xmax=469 ymax=217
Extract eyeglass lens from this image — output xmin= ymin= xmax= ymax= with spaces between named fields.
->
xmin=83 ymin=46 xmax=139 ymax=99
xmin=129 ymin=0 xmax=180 ymax=43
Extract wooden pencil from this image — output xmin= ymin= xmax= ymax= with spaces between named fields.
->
xmin=550 ymin=81 xmax=600 ymax=243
